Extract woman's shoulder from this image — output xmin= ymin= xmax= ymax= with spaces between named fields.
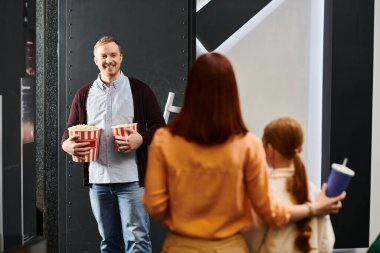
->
xmin=153 ymin=127 xmax=171 ymax=139
xmin=227 ymin=132 xmax=265 ymax=157
xmin=152 ymin=127 xmax=180 ymax=144
xmin=239 ymin=132 xmax=263 ymax=146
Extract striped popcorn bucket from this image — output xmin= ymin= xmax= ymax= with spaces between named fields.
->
xmin=111 ymin=123 xmax=138 ymax=151
xmin=111 ymin=123 xmax=137 ymax=136
xmin=68 ymin=128 xmax=101 ymax=162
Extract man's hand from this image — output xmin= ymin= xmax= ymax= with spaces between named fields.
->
xmin=114 ymin=128 xmax=143 ymax=153
xmin=62 ymin=135 xmax=91 ymax=159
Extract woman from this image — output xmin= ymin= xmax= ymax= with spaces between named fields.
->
xmin=245 ymin=117 xmax=335 ymax=253
xmin=143 ymin=53 xmax=344 ymax=253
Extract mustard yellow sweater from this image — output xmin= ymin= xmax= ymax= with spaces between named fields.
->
xmin=143 ymin=128 xmax=290 ymax=239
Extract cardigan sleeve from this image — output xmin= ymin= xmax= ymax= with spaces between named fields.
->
xmin=60 ymin=83 xmax=91 ymax=145
xmin=131 ymin=78 xmax=166 ymax=147
xmin=61 ymin=91 xmax=81 ymax=145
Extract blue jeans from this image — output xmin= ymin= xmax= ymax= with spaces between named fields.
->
xmin=89 ymin=182 xmax=152 ymax=253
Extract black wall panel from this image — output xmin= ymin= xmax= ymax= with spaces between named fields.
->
xmin=322 ymin=0 xmax=374 ymax=248
xmin=58 ymin=1 xmax=190 ymax=252
xmin=0 ymin=0 xmax=24 ymax=248
xmin=0 ymin=0 xmax=37 ymax=250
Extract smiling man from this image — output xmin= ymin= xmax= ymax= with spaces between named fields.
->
xmin=61 ymin=36 xmax=165 ymax=253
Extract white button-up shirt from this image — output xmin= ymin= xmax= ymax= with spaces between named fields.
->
xmin=86 ymin=72 xmax=139 ymax=183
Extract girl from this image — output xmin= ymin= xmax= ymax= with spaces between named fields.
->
xmin=246 ymin=117 xmax=335 ymax=253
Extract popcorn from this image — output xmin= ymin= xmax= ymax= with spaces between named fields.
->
xmin=68 ymin=124 xmax=99 ymax=131
xmin=68 ymin=124 xmax=101 ymax=162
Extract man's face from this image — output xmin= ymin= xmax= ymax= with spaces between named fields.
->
xmin=94 ymin=41 xmax=123 ymax=79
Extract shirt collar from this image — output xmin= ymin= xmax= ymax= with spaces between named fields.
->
xmin=269 ymin=166 xmax=295 ymax=178
xmin=95 ymin=71 xmax=125 ymax=90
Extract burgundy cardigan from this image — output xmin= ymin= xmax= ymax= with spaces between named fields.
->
xmin=61 ymin=77 xmax=166 ymax=186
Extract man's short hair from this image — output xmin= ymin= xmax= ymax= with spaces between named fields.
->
xmin=93 ymin=36 xmax=122 ymax=55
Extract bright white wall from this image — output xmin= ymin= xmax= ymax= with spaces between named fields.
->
xmin=213 ymin=0 xmax=322 ymax=185
xmin=217 ymin=0 xmax=309 ymax=136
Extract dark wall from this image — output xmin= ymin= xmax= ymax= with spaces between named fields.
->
xmin=0 ymin=0 xmax=23 ymax=247
xmin=0 ymin=0 xmax=37 ymax=250
xmin=322 ymin=0 xmax=374 ymax=248
xmin=56 ymin=1 xmax=192 ymax=252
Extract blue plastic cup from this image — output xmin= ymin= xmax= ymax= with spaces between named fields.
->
xmin=326 ymin=163 xmax=355 ymax=197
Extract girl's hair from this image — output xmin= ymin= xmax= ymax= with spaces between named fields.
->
xmin=168 ymin=52 xmax=248 ymax=145
xmin=263 ymin=117 xmax=313 ymax=253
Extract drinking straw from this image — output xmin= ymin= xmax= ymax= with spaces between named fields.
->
xmin=342 ymin=157 xmax=348 ymax=166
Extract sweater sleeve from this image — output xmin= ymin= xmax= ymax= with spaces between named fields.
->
xmin=61 ymin=91 xmax=81 ymax=145
xmin=139 ymin=82 xmax=166 ymax=147
xmin=317 ymin=215 xmax=335 ymax=253
xmin=60 ymin=83 xmax=91 ymax=145
xmin=309 ymin=183 xmax=335 ymax=253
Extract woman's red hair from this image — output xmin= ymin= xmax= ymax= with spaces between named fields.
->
xmin=168 ymin=52 xmax=248 ymax=145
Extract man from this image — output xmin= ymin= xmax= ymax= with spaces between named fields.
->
xmin=61 ymin=36 xmax=165 ymax=253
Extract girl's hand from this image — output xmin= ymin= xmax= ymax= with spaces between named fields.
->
xmin=312 ymin=183 xmax=346 ymax=216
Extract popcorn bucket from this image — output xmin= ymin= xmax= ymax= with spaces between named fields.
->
xmin=111 ymin=123 xmax=138 ymax=151
xmin=111 ymin=123 xmax=138 ymax=137
xmin=68 ymin=127 xmax=101 ymax=162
